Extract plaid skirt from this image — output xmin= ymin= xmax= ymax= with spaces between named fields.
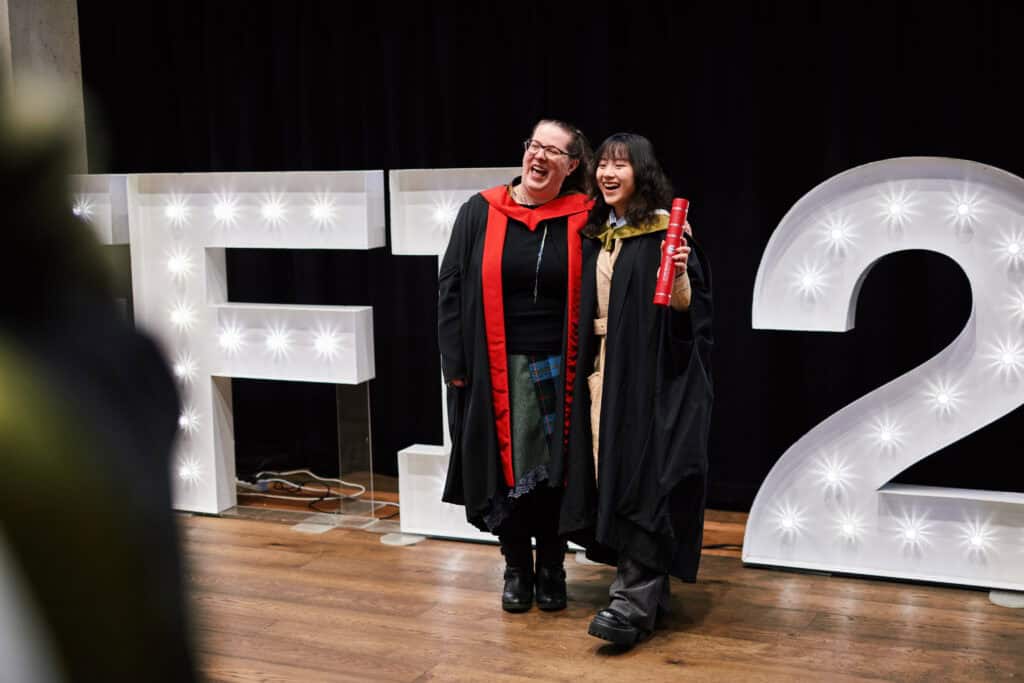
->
xmin=482 ymin=353 xmax=562 ymax=531
xmin=507 ymin=353 xmax=560 ymax=486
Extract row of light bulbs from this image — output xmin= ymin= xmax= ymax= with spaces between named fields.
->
xmin=72 ymin=193 xmax=346 ymax=227
xmin=765 ymin=388 xmax=1017 ymax=553
xmin=71 ymin=185 xmax=986 ymax=238
xmin=773 ymin=500 xmax=1005 ymax=557
xmin=790 ymin=187 xmax=1013 ymax=299
xmin=167 ymin=318 xmax=349 ymax=360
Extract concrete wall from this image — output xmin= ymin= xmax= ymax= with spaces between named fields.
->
xmin=0 ymin=0 xmax=12 ymax=91
xmin=5 ymin=0 xmax=87 ymax=171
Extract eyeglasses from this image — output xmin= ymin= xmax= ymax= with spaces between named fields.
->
xmin=523 ymin=138 xmax=573 ymax=159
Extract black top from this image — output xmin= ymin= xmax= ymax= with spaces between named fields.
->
xmin=502 ymin=219 xmax=567 ymax=355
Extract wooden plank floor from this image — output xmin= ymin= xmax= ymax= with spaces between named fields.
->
xmin=184 ymin=514 xmax=1023 ymax=682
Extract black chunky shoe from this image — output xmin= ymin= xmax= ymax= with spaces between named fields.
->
xmin=501 ymin=567 xmax=534 ymax=612
xmin=534 ymin=565 xmax=567 ymax=611
xmin=587 ymin=608 xmax=648 ymax=647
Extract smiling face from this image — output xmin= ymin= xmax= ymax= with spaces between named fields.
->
xmin=595 ymin=146 xmax=636 ymax=218
xmin=520 ymin=122 xmax=579 ymax=203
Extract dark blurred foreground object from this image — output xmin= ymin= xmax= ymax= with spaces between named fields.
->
xmin=0 ymin=78 xmax=197 ymax=682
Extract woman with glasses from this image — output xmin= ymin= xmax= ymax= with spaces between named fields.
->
xmin=560 ymin=133 xmax=713 ymax=647
xmin=439 ymin=119 xmax=593 ymax=613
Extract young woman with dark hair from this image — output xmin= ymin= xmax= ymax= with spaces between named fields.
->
xmin=560 ymin=132 xmax=714 ymax=647
xmin=439 ymin=119 xmax=594 ymax=613
xmin=587 ymin=133 xmax=674 ymax=229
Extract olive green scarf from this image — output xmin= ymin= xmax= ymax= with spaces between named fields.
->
xmin=589 ymin=213 xmax=670 ymax=251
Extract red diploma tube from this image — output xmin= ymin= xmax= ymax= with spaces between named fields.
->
xmin=653 ymin=197 xmax=689 ymax=306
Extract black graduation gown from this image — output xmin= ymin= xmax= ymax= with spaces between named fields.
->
xmin=560 ymin=230 xmax=714 ymax=582
xmin=438 ymin=185 xmax=591 ymax=532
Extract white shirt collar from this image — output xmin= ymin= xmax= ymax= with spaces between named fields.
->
xmin=607 ymin=209 xmax=628 ymax=228
xmin=607 ymin=207 xmax=669 ymax=228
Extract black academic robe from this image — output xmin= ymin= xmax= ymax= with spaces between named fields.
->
xmin=438 ymin=184 xmax=591 ymax=532
xmin=560 ymin=229 xmax=714 ymax=582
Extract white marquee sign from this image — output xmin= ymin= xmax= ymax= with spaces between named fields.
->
xmin=745 ymin=157 xmax=1024 ymax=590
xmin=75 ymin=159 xmax=1021 ymax=590
xmin=72 ymin=171 xmax=384 ymax=514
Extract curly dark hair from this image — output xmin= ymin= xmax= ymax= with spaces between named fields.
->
xmin=532 ymin=118 xmax=594 ymax=196
xmin=589 ymin=133 xmax=673 ymax=228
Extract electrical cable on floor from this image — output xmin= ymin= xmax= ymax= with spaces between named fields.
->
xmin=235 ymin=478 xmax=342 ymax=502
xmin=236 ymin=491 xmax=343 ymax=502
xmin=259 ymin=478 xmax=338 ymax=495
xmin=236 ymin=467 xmax=367 ymax=502
xmin=236 ymin=478 xmax=341 ymax=501
xmin=253 ymin=468 xmax=366 ymax=497
xmin=308 ymin=499 xmax=335 ymax=514
xmin=236 ymin=471 xmax=400 ymax=518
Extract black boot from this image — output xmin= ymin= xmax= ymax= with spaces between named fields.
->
xmin=502 ymin=566 xmax=534 ymax=612
xmin=588 ymin=608 xmax=647 ymax=647
xmin=535 ymin=565 xmax=567 ymax=611
xmin=499 ymin=535 xmax=533 ymax=612
xmin=534 ymin=533 xmax=567 ymax=611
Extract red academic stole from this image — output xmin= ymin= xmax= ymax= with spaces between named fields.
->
xmin=479 ymin=185 xmax=592 ymax=487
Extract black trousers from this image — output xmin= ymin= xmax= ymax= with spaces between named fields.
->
xmin=495 ymin=486 xmax=566 ymax=570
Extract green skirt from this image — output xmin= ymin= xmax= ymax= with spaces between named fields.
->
xmin=508 ymin=353 xmax=560 ymax=485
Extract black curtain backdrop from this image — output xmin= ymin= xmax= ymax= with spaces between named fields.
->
xmin=77 ymin=1 xmax=1024 ymax=510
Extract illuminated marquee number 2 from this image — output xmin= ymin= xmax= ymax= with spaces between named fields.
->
xmin=744 ymin=157 xmax=1024 ymax=591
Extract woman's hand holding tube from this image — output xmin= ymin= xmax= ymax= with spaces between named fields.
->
xmin=660 ymin=222 xmax=692 ymax=276
xmin=662 ymin=222 xmax=692 ymax=311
